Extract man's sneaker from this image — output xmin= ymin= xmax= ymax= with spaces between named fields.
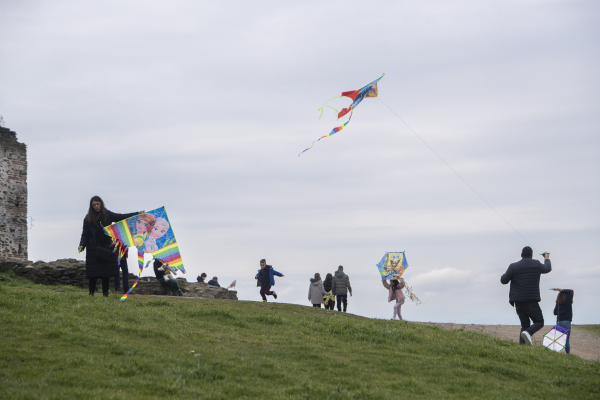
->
xmin=521 ymin=331 xmax=533 ymax=345
xmin=272 ymin=290 xmax=277 ymax=299
xmin=263 ymin=300 xmax=267 ymax=302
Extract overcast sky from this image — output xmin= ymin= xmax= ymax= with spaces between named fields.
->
xmin=1 ymin=0 xmax=598 ymax=324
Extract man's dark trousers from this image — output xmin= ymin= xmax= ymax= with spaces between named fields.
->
xmin=336 ymin=295 xmax=347 ymax=312
xmin=515 ymin=301 xmax=544 ymax=344
xmin=260 ymin=285 xmax=273 ymax=301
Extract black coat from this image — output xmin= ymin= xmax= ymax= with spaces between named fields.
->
xmin=323 ymin=279 xmax=333 ymax=292
xmin=79 ymin=210 xmax=137 ymax=279
xmin=500 ymin=258 xmax=552 ymax=303
xmin=207 ymin=279 xmax=220 ymax=287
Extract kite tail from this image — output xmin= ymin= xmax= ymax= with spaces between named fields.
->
xmin=119 ymin=250 xmax=153 ymax=301
xmin=298 ymin=109 xmax=353 ymax=156
xmin=317 ymin=96 xmax=342 ymax=119
xmin=404 ymin=283 xmax=421 ymax=306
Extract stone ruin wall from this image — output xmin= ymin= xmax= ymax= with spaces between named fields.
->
xmin=1 ymin=259 xmax=238 ymax=300
xmin=0 ymin=126 xmax=28 ymax=262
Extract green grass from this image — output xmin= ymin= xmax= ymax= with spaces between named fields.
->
xmin=575 ymin=325 xmax=600 ymax=337
xmin=0 ymin=282 xmax=599 ymax=399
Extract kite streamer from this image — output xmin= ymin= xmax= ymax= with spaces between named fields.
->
xmin=404 ymin=282 xmax=421 ymax=306
xmin=323 ymin=290 xmax=335 ymax=306
xmin=299 ymin=73 xmax=384 ymax=156
xmin=102 ymin=206 xmax=185 ymax=301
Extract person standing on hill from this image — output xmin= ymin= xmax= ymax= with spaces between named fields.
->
xmin=500 ymin=246 xmax=552 ymax=345
xmin=255 ymin=259 xmax=284 ymax=302
xmin=308 ymin=273 xmax=327 ymax=308
xmin=323 ymin=273 xmax=335 ymax=310
xmin=382 ymin=278 xmax=406 ymax=320
xmin=332 ymin=265 xmax=352 ymax=312
xmin=78 ymin=196 xmax=142 ymax=297
xmin=552 ymin=287 xmax=574 ymax=355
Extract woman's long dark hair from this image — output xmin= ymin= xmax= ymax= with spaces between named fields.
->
xmin=314 ymin=273 xmax=321 ymax=281
xmin=391 ymin=279 xmax=399 ymax=290
xmin=324 ymin=273 xmax=332 ymax=281
xmin=85 ymin=195 xmax=107 ymax=223
xmin=556 ymin=291 xmax=567 ymax=304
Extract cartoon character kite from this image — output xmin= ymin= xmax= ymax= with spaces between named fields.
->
xmin=103 ymin=206 xmax=185 ymax=301
xmin=299 ymin=73 xmax=385 ymax=156
xmin=376 ymin=251 xmax=421 ymax=305
xmin=377 ymin=251 xmax=408 ymax=280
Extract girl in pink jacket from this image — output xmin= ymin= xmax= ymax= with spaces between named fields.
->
xmin=382 ymin=279 xmax=406 ymax=320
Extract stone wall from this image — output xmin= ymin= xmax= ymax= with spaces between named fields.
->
xmin=0 ymin=125 xmax=28 ymax=261
xmin=1 ymin=259 xmax=238 ymax=300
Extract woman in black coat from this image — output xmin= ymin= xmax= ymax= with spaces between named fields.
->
xmin=78 ymin=196 xmax=142 ymax=296
xmin=323 ymin=273 xmax=335 ymax=310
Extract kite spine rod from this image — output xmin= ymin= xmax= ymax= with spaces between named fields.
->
xmin=377 ymin=96 xmax=537 ymax=253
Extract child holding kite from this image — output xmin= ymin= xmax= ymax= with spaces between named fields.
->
xmin=382 ymin=278 xmax=406 ymax=320
xmin=552 ymin=288 xmax=574 ymax=355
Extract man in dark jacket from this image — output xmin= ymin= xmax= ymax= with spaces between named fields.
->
xmin=255 ymin=259 xmax=284 ymax=302
xmin=501 ymin=246 xmax=551 ymax=345
xmin=332 ymin=266 xmax=352 ymax=312
xmin=207 ymin=276 xmax=220 ymax=287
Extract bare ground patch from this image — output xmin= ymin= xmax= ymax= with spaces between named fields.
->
xmin=415 ymin=322 xmax=600 ymax=361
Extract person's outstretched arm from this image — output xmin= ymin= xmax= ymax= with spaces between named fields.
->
xmin=109 ymin=210 xmax=144 ymax=223
xmin=272 ymin=269 xmax=284 ymax=277
xmin=541 ymin=257 xmax=552 ymax=274
xmin=500 ymin=265 xmax=514 ymax=285
xmin=382 ymin=280 xmax=390 ymax=289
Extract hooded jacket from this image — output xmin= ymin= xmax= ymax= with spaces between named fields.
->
xmin=331 ymin=270 xmax=352 ymax=295
xmin=308 ymin=278 xmax=327 ymax=304
xmin=500 ymin=258 xmax=552 ymax=303
xmin=255 ymin=265 xmax=284 ymax=287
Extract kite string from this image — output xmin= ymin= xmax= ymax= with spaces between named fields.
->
xmin=377 ymin=96 xmax=538 ymax=252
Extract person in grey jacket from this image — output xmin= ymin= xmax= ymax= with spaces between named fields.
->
xmin=308 ymin=273 xmax=327 ymax=308
xmin=331 ymin=266 xmax=352 ymax=312
xmin=501 ymin=246 xmax=551 ymax=345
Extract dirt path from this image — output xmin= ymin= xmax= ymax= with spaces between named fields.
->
xmin=416 ymin=322 xmax=600 ymax=362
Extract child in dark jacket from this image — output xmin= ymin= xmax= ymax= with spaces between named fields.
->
xmin=552 ymin=288 xmax=574 ymax=355
xmin=255 ymin=259 xmax=284 ymax=302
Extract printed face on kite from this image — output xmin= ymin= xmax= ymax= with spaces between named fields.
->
xmin=135 ymin=214 xmax=155 ymax=235
xmin=150 ymin=223 xmax=168 ymax=239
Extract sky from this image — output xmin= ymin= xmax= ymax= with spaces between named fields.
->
xmin=1 ymin=0 xmax=598 ymax=324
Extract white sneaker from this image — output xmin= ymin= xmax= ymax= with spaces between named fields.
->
xmin=521 ymin=331 xmax=532 ymax=345
xmin=272 ymin=290 xmax=277 ymax=299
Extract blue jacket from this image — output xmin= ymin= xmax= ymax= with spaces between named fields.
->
xmin=255 ymin=265 xmax=283 ymax=287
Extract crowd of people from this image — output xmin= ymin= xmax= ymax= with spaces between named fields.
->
xmin=79 ymin=196 xmax=574 ymax=354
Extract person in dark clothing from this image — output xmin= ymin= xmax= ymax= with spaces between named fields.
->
xmin=323 ymin=273 xmax=335 ymax=310
xmin=153 ymin=259 xmax=183 ymax=296
xmin=332 ymin=266 xmax=352 ymax=312
xmin=78 ymin=196 xmax=141 ymax=296
xmin=255 ymin=259 xmax=284 ymax=302
xmin=500 ymin=246 xmax=551 ymax=345
xmin=207 ymin=276 xmax=220 ymax=287
xmin=552 ymin=288 xmax=574 ymax=354
xmin=197 ymin=273 xmax=207 ymax=283
xmin=113 ymin=249 xmax=129 ymax=294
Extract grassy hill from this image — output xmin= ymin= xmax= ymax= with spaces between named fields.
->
xmin=0 ymin=270 xmax=599 ymax=399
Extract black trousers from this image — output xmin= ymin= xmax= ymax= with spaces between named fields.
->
xmin=515 ymin=301 xmax=544 ymax=344
xmin=325 ymin=299 xmax=335 ymax=310
xmin=89 ymin=278 xmax=109 ymax=295
xmin=336 ymin=295 xmax=347 ymax=312
xmin=312 ymin=304 xmax=321 ymax=308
